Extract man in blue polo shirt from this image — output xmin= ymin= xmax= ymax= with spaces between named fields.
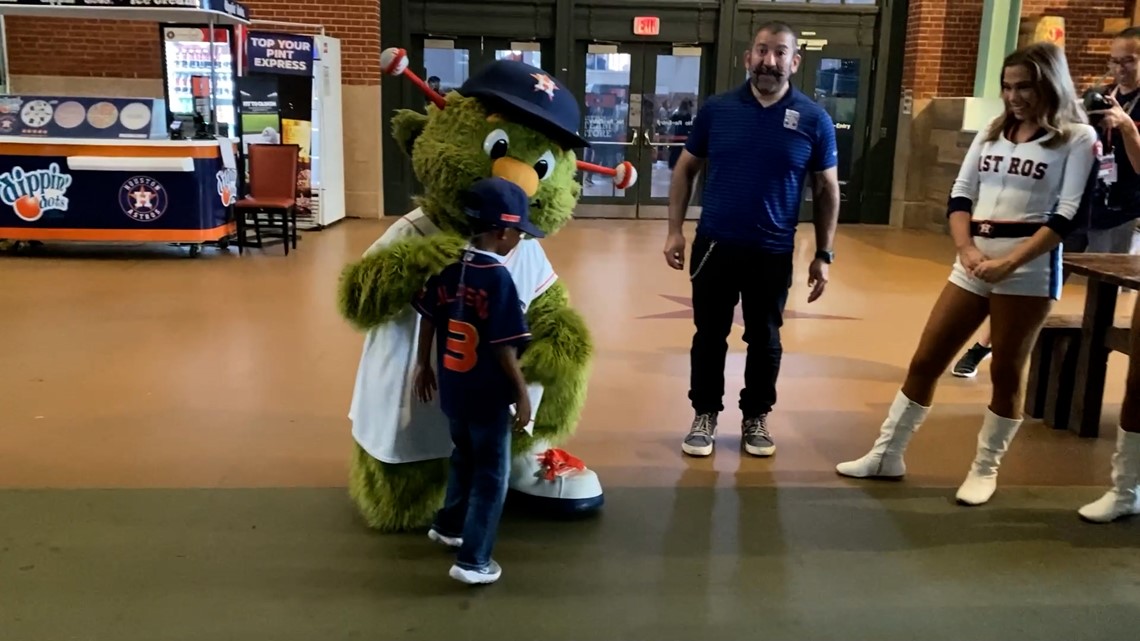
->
xmin=663 ymin=20 xmax=841 ymax=458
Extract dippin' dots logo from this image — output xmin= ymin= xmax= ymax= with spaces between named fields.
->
xmin=216 ymin=168 xmax=237 ymax=206
xmin=0 ymin=163 xmax=73 ymax=223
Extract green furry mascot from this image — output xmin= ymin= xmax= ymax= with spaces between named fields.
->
xmin=338 ymin=49 xmax=637 ymax=532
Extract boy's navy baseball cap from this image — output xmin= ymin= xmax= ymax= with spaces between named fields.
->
xmin=461 ymin=177 xmax=545 ymax=239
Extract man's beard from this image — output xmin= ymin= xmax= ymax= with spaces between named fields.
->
xmin=750 ymin=67 xmax=784 ymax=94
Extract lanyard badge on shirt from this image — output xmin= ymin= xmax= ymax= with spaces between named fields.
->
xmin=1098 ymin=87 xmax=1140 ymax=186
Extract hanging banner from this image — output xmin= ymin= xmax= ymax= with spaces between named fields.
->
xmin=246 ymin=32 xmax=314 ymax=77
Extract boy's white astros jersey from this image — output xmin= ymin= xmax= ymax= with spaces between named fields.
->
xmin=950 ymin=121 xmax=1098 ymax=225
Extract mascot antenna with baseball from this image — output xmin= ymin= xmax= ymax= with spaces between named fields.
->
xmin=338 ymin=47 xmax=636 ymax=532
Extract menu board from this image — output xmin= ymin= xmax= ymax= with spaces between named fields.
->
xmin=0 ymin=96 xmax=163 ymax=140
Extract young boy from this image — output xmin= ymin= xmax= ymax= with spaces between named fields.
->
xmin=410 ymin=176 xmax=542 ymax=585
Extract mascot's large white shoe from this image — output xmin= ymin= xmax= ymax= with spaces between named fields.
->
xmin=509 ymin=441 xmax=604 ymax=513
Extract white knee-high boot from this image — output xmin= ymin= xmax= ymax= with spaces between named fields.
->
xmin=1078 ymin=427 xmax=1140 ymax=523
xmin=836 ymin=390 xmax=930 ymax=479
xmin=955 ymin=410 xmax=1023 ymax=506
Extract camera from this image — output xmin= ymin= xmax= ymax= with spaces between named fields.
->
xmin=1083 ymin=89 xmax=1112 ymax=124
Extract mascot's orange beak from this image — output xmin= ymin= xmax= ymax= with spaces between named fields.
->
xmin=492 ymin=157 xmax=539 ymax=198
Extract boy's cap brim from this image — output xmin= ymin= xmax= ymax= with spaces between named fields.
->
xmin=463 ymin=206 xmax=545 ymax=238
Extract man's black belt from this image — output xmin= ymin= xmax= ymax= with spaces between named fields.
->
xmin=970 ymin=220 xmax=1043 ymax=239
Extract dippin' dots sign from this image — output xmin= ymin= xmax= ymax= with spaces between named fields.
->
xmin=0 ymin=163 xmax=73 ymax=223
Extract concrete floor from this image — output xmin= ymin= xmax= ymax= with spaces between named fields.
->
xmin=1 ymin=219 xmax=1138 ymax=641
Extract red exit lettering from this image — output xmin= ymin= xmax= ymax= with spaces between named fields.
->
xmin=633 ymin=16 xmax=660 ymax=36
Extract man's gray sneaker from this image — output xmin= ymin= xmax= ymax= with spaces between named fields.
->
xmin=742 ymin=415 xmax=776 ymax=457
xmin=682 ymin=412 xmax=718 ymax=457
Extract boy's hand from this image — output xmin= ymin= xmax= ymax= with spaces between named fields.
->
xmin=513 ymin=394 xmax=532 ymax=433
xmin=413 ymin=365 xmax=436 ymax=403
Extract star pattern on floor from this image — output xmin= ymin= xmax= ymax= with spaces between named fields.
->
xmin=638 ymin=294 xmax=860 ymax=326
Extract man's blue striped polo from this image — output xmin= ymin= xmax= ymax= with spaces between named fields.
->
xmin=684 ymin=81 xmax=838 ymax=254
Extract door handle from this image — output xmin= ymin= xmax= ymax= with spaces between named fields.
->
xmin=642 ymin=131 xmax=652 ymax=146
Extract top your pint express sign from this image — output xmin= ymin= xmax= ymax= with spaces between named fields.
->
xmin=247 ymin=32 xmax=314 ymax=76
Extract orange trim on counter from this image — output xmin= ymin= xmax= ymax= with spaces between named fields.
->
xmin=0 ymin=143 xmax=225 ymax=159
xmin=0 ymin=222 xmax=236 ymax=243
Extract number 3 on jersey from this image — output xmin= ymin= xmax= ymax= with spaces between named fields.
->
xmin=443 ymin=319 xmax=479 ymax=373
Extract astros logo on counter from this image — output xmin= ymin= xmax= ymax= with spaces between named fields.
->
xmin=119 ymin=176 xmax=169 ymax=223
xmin=0 ymin=163 xmax=73 ymax=223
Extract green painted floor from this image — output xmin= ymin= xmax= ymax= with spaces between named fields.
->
xmin=3 ymin=485 xmax=1139 ymax=641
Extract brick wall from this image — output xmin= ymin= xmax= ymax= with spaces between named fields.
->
xmin=903 ymin=0 xmax=1126 ymax=99
xmin=3 ymin=0 xmax=380 ymax=85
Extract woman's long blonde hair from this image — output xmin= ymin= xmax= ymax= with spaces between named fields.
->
xmin=983 ymin=41 xmax=1087 ymax=148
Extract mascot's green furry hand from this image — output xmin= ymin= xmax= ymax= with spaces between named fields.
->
xmin=521 ymin=280 xmax=591 ymax=387
xmin=517 ymin=280 xmax=593 ymax=450
xmin=337 ymin=233 xmax=467 ymax=331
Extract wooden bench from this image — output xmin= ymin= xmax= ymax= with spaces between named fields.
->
xmin=1025 ymin=313 xmax=1132 ymax=431
xmin=1025 ymin=315 xmax=1084 ymax=428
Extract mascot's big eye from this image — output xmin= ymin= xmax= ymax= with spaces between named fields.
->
xmin=483 ymin=129 xmax=509 ymax=159
xmin=533 ymin=150 xmax=557 ymax=181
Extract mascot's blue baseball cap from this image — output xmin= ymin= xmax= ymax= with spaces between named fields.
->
xmin=458 ymin=59 xmax=589 ymax=150
xmin=461 ymin=177 xmax=546 ymax=239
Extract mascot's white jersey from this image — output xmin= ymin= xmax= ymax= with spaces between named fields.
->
xmin=349 ymin=208 xmax=557 ymax=464
xmin=951 ymin=122 xmax=1097 ymax=227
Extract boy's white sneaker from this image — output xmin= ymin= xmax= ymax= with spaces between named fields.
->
xmin=428 ymin=529 xmax=462 ymax=549
xmin=449 ymin=560 xmax=502 ymax=585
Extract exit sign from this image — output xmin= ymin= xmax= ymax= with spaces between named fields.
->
xmin=633 ymin=16 xmax=660 ymax=36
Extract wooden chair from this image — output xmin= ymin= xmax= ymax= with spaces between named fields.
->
xmin=235 ymin=143 xmax=300 ymax=255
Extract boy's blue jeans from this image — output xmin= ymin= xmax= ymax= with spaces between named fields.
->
xmin=432 ymin=407 xmax=512 ymax=570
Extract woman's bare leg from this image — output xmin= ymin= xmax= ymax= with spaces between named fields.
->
xmin=900 ymin=283 xmax=992 ymax=405
xmin=956 ymin=293 xmax=1052 ymax=506
xmin=836 ymin=282 xmax=989 ymax=479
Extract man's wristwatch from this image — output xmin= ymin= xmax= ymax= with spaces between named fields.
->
xmin=815 ymin=249 xmax=834 ymax=264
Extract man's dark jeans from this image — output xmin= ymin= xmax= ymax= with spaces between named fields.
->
xmin=432 ymin=407 xmax=512 ymax=570
xmin=688 ymin=233 xmax=794 ymax=418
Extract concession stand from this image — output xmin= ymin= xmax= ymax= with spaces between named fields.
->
xmin=0 ymin=0 xmax=249 ymax=257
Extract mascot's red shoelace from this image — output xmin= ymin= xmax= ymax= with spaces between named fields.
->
xmin=538 ymin=448 xmax=586 ymax=481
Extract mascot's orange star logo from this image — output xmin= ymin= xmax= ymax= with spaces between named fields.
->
xmin=531 ymin=73 xmax=557 ymax=100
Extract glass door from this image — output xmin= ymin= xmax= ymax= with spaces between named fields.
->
xmin=795 ymin=47 xmax=872 ymax=223
xmin=418 ymin=37 xmax=475 ymax=99
xmin=415 ymin=37 xmax=552 ymax=97
xmin=488 ymin=39 xmax=548 ymax=71
xmin=576 ymin=43 xmax=707 ymax=219
xmin=577 ymin=43 xmax=639 ymax=218
xmin=636 ymin=45 xmax=706 ymax=220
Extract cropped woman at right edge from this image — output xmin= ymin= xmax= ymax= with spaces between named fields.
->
xmin=1079 ymin=293 xmax=1140 ymax=523
xmin=834 ymin=42 xmax=1098 ymax=506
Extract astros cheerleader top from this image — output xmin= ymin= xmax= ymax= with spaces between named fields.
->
xmin=948 ymin=121 xmax=1097 ymax=229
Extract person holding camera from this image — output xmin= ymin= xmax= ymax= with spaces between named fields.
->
xmin=1084 ymin=27 xmax=1140 ymax=255
xmin=950 ymin=28 xmax=1140 ymax=379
